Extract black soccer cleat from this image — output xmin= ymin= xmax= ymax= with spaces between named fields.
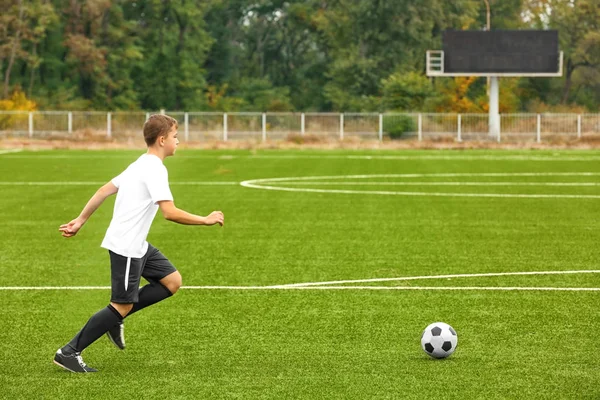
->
xmin=106 ymin=322 xmax=125 ymax=350
xmin=53 ymin=349 xmax=98 ymax=373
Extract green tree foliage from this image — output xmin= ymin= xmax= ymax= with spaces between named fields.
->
xmin=522 ymin=0 xmax=600 ymax=109
xmin=382 ymin=72 xmax=435 ymax=111
xmin=126 ymin=0 xmax=213 ymax=110
xmin=61 ymin=0 xmax=142 ymax=109
xmin=312 ymin=0 xmax=478 ymax=111
xmin=0 ymin=0 xmax=58 ymax=98
xmin=0 ymin=0 xmax=598 ymax=111
xmin=234 ymin=77 xmax=294 ymax=111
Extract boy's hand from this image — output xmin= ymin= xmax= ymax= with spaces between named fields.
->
xmin=206 ymin=211 xmax=224 ymax=226
xmin=59 ymin=218 xmax=84 ymax=237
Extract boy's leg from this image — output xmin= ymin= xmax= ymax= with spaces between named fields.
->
xmin=126 ymin=277 xmax=175 ymax=315
xmin=55 ymin=305 xmax=128 ymax=372
xmin=61 ymin=304 xmax=124 ymax=355
xmin=128 ymin=244 xmax=181 ymax=316
xmin=106 ymin=245 xmax=180 ymax=349
xmin=55 ymin=251 xmax=142 ymax=371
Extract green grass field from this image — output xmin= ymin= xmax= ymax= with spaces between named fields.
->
xmin=1 ymin=148 xmax=599 ymax=399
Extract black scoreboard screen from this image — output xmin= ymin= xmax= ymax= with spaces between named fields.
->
xmin=442 ymin=30 xmax=559 ymax=73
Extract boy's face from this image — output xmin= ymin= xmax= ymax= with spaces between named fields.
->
xmin=162 ymin=126 xmax=179 ymax=156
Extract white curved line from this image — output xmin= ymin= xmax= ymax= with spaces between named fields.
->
xmin=240 ymin=183 xmax=600 ymax=199
xmin=274 ymin=270 xmax=600 ymax=288
xmin=240 ymin=173 xmax=600 ymax=199
xmin=244 ymin=172 xmax=600 ymax=182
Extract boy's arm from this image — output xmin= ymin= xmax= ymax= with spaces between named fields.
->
xmin=158 ymin=200 xmax=224 ymax=226
xmin=59 ymin=182 xmax=119 ymax=238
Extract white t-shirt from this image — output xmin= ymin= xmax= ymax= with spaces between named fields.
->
xmin=101 ymin=154 xmax=173 ymax=258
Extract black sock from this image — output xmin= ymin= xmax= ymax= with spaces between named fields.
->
xmin=126 ymin=282 xmax=173 ymax=317
xmin=62 ymin=304 xmax=123 ymax=354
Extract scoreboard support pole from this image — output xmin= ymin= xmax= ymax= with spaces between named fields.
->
xmin=489 ymin=76 xmax=500 ymax=139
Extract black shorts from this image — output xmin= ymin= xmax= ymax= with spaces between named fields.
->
xmin=109 ymin=244 xmax=177 ymax=304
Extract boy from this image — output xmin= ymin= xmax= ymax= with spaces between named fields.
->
xmin=54 ymin=114 xmax=224 ymax=373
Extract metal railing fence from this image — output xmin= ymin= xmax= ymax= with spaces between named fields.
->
xmin=1 ymin=111 xmax=599 ymax=143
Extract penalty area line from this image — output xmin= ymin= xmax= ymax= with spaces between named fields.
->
xmin=2 ymin=270 xmax=599 ymax=292
xmin=276 ymin=269 xmax=600 ymax=287
xmin=0 ymin=286 xmax=599 ymax=292
xmin=182 ymin=286 xmax=600 ymax=291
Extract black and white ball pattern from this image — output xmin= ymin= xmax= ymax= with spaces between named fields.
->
xmin=421 ymin=322 xmax=458 ymax=359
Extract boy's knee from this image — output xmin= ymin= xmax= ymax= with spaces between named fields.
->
xmin=162 ymin=271 xmax=182 ymax=294
xmin=110 ymin=302 xmax=133 ymax=317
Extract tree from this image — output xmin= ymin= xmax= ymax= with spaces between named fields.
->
xmin=430 ymin=77 xmax=483 ymax=113
xmin=203 ymin=0 xmax=326 ymax=111
xmin=234 ymin=77 xmax=294 ymax=111
xmin=128 ymin=0 xmax=214 ymax=110
xmin=382 ymin=72 xmax=435 ymax=111
xmin=523 ymin=0 xmax=600 ymax=106
xmin=0 ymin=0 xmax=57 ymax=98
xmin=59 ymin=0 xmax=143 ymax=109
xmin=1 ymin=0 xmax=597 ymax=111
xmin=311 ymin=0 xmax=479 ymax=111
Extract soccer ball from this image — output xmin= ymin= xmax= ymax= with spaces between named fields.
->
xmin=421 ymin=322 xmax=458 ymax=359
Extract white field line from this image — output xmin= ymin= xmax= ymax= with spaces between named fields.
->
xmin=3 ymin=172 xmax=600 ymax=191
xmin=240 ymin=173 xmax=600 ymax=199
xmin=0 ymin=181 xmax=239 ymax=186
xmin=0 ymin=286 xmax=113 ymax=290
xmin=265 ymin=181 xmax=600 ymax=187
xmin=241 ymin=155 xmax=600 ymax=162
xmin=244 ymin=173 xmax=600 ymax=182
xmin=190 ymin=286 xmax=600 ymax=291
xmin=6 ymin=153 xmax=600 ymax=162
xmin=1 ymin=286 xmax=598 ymax=292
xmin=0 ymin=149 xmax=23 ymax=155
xmin=2 ymin=270 xmax=599 ymax=291
xmin=273 ymin=270 xmax=600 ymax=288
xmin=240 ymin=183 xmax=600 ymax=199
xmin=4 ymin=180 xmax=600 ymax=188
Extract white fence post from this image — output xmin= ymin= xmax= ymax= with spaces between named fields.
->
xmin=536 ymin=114 xmax=541 ymax=143
xmin=498 ymin=116 xmax=501 ymax=143
xmin=301 ymin=113 xmax=305 ymax=136
xmin=107 ymin=112 xmax=112 ymax=138
xmin=418 ymin=113 xmax=422 ymax=141
xmin=145 ymin=112 xmax=150 ymax=121
xmin=457 ymin=114 xmax=462 ymax=142
xmin=340 ymin=113 xmax=344 ymax=140
xmin=223 ymin=113 xmax=228 ymax=141
xmin=577 ymin=114 xmax=582 ymax=138
xmin=184 ymin=112 xmax=189 ymax=141
xmin=262 ymin=113 xmax=267 ymax=142
xmin=378 ymin=113 xmax=383 ymax=142
xmin=28 ymin=112 xmax=33 ymax=137
xmin=68 ymin=112 xmax=73 ymax=134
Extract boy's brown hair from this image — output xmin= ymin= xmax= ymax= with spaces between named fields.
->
xmin=143 ymin=114 xmax=178 ymax=146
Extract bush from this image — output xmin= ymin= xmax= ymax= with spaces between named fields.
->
xmin=383 ymin=115 xmax=415 ymax=139
xmin=382 ymin=72 xmax=434 ymax=111
xmin=0 ymin=89 xmax=37 ymax=130
xmin=0 ymin=89 xmax=37 ymax=111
